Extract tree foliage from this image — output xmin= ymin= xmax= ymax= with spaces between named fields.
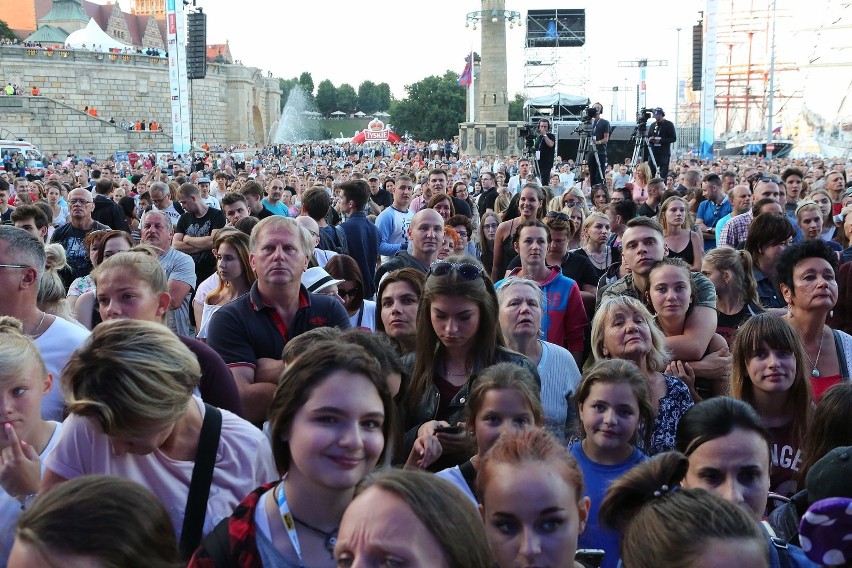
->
xmin=279 ymin=77 xmax=298 ymax=112
xmin=357 ymin=81 xmax=379 ymax=113
xmin=298 ymin=72 xmax=315 ymax=98
xmin=389 ymin=70 xmax=466 ymax=141
xmin=0 ymin=19 xmax=16 ymax=41
xmin=315 ymin=79 xmax=338 ymax=116
xmin=375 ymin=83 xmax=392 ymax=112
xmin=509 ymin=93 xmax=526 ymax=122
xmin=337 ymin=83 xmax=357 ymax=113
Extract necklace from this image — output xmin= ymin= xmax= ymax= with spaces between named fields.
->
xmin=276 ymin=482 xmax=338 ymax=562
xmin=291 ymin=515 xmax=338 ymax=557
xmin=586 ymin=247 xmax=608 ymax=268
xmin=803 ymin=329 xmax=825 ymax=378
xmin=444 ymin=361 xmax=473 ymax=377
xmin=26 ymin=310 xmax=46 ymax=337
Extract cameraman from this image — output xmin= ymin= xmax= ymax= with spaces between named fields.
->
xmin=536 ymin=118 xmax=556 ymax=180
xmin=588 ymin=102 xmax=609 ymax=187
xmin=648 ymin=107 xmax=676 ymax=180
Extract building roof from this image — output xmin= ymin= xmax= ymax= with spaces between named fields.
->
xmin=25 ymin=23 xmax=69 ymax=42
xmin=206 ymin=43 xmax=232 ymax=64
xmin=39 ymin=0 xmax=88 ymax=22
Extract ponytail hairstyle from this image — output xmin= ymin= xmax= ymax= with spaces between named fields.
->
xmin=702 ymin=246 xmax=760 ymax=306
xmin=599 ymin=452 xmax=767 ymax=568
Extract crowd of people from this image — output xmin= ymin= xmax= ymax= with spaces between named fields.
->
xmin=0 ymin=141 xmax=851 ymax=567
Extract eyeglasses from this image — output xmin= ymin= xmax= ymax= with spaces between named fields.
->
xmin=758 ymin=176 xmax=781 ymax=184
xmin=546 ymin=211 xmax=571 ymax=222
xmin=562 ymin=199 xmax=579 ymax=207
xmin=69 ymin=198 xmax=93 ymax=205
xmin=429 ymin=261 xmax=484 ymax=280
xmin=0 ymin=263 xmax=30 ymax=269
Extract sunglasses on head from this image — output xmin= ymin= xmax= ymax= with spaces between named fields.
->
xmin=546 ymin=211 xmax=571 ymax=222
xmin=429 ymin=261 xmax=484 ymax=280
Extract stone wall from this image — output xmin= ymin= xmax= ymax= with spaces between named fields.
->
xmin=0 ymin=45 xmax=280 ymax=156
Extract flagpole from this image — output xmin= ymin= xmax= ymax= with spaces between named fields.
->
xmin=469 ymin=48 xmax=475 ymax=122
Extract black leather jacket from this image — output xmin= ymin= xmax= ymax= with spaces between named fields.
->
xmin=401 ymin=346 xmax=540 ymax=451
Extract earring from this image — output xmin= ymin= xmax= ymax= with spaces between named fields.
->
xmin=602 ymin=347 xmax=609 ymax=357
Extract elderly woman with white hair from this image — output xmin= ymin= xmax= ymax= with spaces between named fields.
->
xmin=496 ymin=276 xmax=581 ymax=442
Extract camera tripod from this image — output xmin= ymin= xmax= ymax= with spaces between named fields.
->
xmin=629 ymin=122 xmax=658 ymax=174
xmin=575 ymin=123 xmax=603 ymax=184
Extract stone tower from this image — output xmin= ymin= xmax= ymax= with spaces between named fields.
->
xmin=477 ymin=0 xmax=510 ymax=122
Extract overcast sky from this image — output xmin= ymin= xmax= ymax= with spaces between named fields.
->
xmin=113 ymin=0 xmax=847 ymax=126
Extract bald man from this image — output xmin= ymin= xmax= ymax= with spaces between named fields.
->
xmin=373 ymin=207 xmax=444 ymax=288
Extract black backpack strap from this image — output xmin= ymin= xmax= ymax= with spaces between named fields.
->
xmin=458 ymin=459 xmax=478 ymax=499
xmin=180 ymin=404 xmax=223 ymax=561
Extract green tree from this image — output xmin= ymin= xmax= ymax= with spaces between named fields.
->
xmin=0 ymin=19 xmax=15 ymax=41
xmin=508 ymin=93 xmax=526 ymax=121
xmin=358 ymin=80 xmax=380 ymax=113
xmin=315 ymin=79 xmax=338 ymax=116
xmin=298 ymin=72 xmax=315 ymax=98
xmin=376 ymin=82 xmax=392 ymax=112
xmin=389 ymin=71 xmax=466 ymax=140
xmin=279 ymin=77 xmax=298 ymax=112
xmin=337 ymin=83 xmax=357 ymax=113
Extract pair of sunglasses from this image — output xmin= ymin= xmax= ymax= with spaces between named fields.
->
xmin=429 ymin=261 xmax=484 ymax=280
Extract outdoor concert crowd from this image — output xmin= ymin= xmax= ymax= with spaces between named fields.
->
xmin=0 ymin=139 xmax=851 ymax=568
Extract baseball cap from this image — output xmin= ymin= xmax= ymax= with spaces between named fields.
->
xmin=806 ymin=446 xmax=852 ymax=505
xmin=368 ymin=174 xmax=379 ymax=181
xmin=301 ymin=267 xmax=344 ymax=294
xmin=197 ymin=177 xmax=211 ymax=184
xmin=653 ymin=108 xmax=665 ymax=116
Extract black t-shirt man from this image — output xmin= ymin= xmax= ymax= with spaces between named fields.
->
xmin=536 ymin=119 xmax=556 ymax=179
xmin=175 ymin=207 xmax=226 ymax=283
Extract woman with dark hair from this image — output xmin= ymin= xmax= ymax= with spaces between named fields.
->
xmin=403 ymin=255 xmax=537 ymax=470
xmin=190 ymin=341 xmax=396 ymax=567
xmin=375 ymin=268 xmax=425 ymax=355
xmin=118 ymin=195 xmax=140 ymax=242
xmin=675 ymin=397 xmax=818 ymax=564
xmin=777 ymin=238 xmax=852 ymax=400
xmin=491 ymin=183 xmax=545 ymax=281
xmin=478 ymin=211 xmax=500 ymax=272
xmin=11 ymin=476 xmax=180 ymax=568
xmin=744 ymin=212 xmax=797 ymax=311
xmin=325 ymin=254 xmax=376 ymax=331
xmin=599 ymin=452 xmax=769 ymax=568
xmin=335 ymin=469 xmax=492 ymax=568
xmin=731 ymin=314 xmax=813 ymax=497
xmin=427 ymin=193 xmax=455 ymax=221
xmin=591 ymin=184 xmax=610 ymax=212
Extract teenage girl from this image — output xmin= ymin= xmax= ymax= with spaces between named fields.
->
xmin=731 ymin=313 xmax=813 ymax=499
xmin=568 ymin=359 xmax=654 ymax=568
xmin=191 ymin=340 xmax=395 ymax=568
xmin=646 ymin=257 xmax=730 ymax=401
xmin=433 ymin=363 xmax=544 ymax=504
xmin=479 ymin=427 xmax=592 ymax=568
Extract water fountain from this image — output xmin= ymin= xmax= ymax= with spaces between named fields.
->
xmin=271 ymin=85 xmax=323 ymax=143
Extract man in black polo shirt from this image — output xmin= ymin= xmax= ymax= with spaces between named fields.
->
xmin=207 ymin=216 xmax=350 ymax=423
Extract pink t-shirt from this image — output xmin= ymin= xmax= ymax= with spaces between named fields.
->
xmin=45 ymin=396 xmax=278 ymax=539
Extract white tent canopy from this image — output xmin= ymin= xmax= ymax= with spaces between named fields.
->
xmin=65 ymin=18 xmax=133 ymax=51
xmin=523 ymin=92 xmax=589 ymax=108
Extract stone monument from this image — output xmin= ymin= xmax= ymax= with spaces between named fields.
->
xmin=459 ymin=0 xmax=526 ymax=158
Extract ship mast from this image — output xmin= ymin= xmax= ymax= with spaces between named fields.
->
xmin=765 ymin=0 xmax=777 ymax=158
